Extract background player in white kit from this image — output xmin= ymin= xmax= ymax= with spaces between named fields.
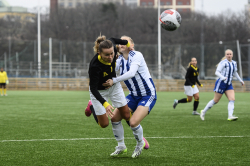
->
xmin=200 ymin=49 xmax=244 ymax=121
xmin=103 ymin=36 xmax=157 ymax=158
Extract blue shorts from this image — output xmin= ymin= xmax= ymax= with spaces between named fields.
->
xmin=126 ymin=94 xmax=156 ymax=114
xmin=214 ymin=79 xmax=233 ymax=94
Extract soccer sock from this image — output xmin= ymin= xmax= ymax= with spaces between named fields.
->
xmin=228 ymin=100 xmax=235 ymax=117
xmin=178 ymin=98 xmax=188 ymax=103
xmin=4 ymin=89 xmax=6 ymax=95
xmin=90 ymin=105 xmax=99 ymax=124
xmin=131 ymin=124 xmax=143 ymax=145
xmin=112 ymin=121 xmax=125 ymax=147
xmin=126 ymin=112 xmax=132 ymax=127
xmin=203 ymin=100 xmax=217 ymax=113
xmin=193 ymin=99 xmax=199 ymax=111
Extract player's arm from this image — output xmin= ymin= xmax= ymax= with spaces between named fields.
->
xmin=196 ymin=77 xmax=202 ymax=87
xmin=89 ymin=67 xmax=111 ymax=109
xmin=233 ymin=70 xmax=244 ymax=85
xmin=106 ymin=53 xmax=142 ymax=85
xmin=215 ymin=62 xmax=227 ymax=80
xmin=185 ymin=68 xmax=194 ymax=86
xmin=196 ymin=69 xmax=202 ymax=86
xmin=109 ymin=37 xmax=129 ymax=46
xmin=109 ymin=37 xmax=133 ymax=51
xmin=113 ymin=64 xmax=139 ymax=84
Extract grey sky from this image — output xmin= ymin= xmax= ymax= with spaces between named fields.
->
xmin=5 ymin=0 xmax=248 ymax=15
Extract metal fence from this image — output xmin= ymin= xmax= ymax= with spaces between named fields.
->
xmin=1 ymin=38 xmax=250 ymax=79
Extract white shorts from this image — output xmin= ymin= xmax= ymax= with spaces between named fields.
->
xmin=184 ymin=85 xmax=199 ymax=96
xmin=89 ymin=83 xmax=127 ymax=116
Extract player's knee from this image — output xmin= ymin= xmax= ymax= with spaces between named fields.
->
xmin=99 ymin=122 xmax=109 ymax=128
xmin=123 ymin=112 xmax=130 ymax=121
xmin=129 ymin=120 xmax=139 ymax=128
xmin=194 ymin=97 xmax=199 ymax=100
xmin=187 ymin=98 xmax=192 ymax=102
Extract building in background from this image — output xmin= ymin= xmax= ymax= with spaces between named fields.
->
xmin=50 ymin=0 xmax=194 ymax=12
xmin=124 ymin=0 xmax=137 ymax=8
xmin=139 ymin=0 xmax=195 ymax=12
xmin=0 ymin=0 xmax=35 ymax=22
xmin=55 ymin=0 xmax=123 ymax=8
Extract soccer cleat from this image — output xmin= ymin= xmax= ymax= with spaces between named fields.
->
xmin=132 ymin=141 xmax=145 ymax=158
xmin=110 ymin=146 xmax=127 ymax=157
xmin=143 ymin=137 xmax=149 ymax=150
xmin=227 ymin=116 xmax=238 ymax=121
xmin=192 ymin=111 xmax=200 ymax=115
xmin=200 ymin=110 xmax=205 ymax=121
xmin=85 ymin=100 xmax=92 ymax=117
xmin=173 ymin=99 xmax=178 ymax=109
xmin=4 ymin=94 xmax=7 ymax=96
xmin=1 ymin=94 xmax=3 ymax=96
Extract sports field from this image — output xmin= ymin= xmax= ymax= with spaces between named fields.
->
xmin=1 ymin=91 xmax=249 ymax=166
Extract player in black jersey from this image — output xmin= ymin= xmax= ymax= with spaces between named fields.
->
xmin=85 ymin=35 xmax=132 ymax=128
xmin=173 ymin=57 xmax=203 ymax=115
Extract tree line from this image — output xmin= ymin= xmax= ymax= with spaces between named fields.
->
xmin=0 ymin=3 xmax=249 ymax=45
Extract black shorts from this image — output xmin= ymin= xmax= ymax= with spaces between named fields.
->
xmin=0 ymin=83 xmax=6 ymax=86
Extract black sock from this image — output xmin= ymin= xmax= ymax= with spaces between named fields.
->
xmin=193 ymin=100 xmax=199 ymax=111
xmin=126 ymin=111 xmax=132 ymax=126
xmin=126 ymin=120 xmax=130 ymax=126
xmin=178 ymin=98 xmax=188 ymax=103
xmin=90 ymin=105 xmax=98 ymax=124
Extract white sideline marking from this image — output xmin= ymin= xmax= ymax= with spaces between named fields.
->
xmin=0 ymin=136 xmax=248 ymax=143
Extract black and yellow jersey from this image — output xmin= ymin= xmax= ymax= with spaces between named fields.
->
xmin=88 ymin=37 xmax=129 ymax=105
xmin=184 ymin=65 xmax=201 ymax=86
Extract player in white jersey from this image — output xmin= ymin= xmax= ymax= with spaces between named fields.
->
xmin=103 ymin=36 xmax=157 ymax=158
xmin=200 ymin=49 xmax=244 ymax=121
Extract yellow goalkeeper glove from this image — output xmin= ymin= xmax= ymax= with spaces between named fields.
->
xmin=200 ymin=84 xmax=203 ymax=87
xmin=192 ymin=85 xmax=195 ymax=88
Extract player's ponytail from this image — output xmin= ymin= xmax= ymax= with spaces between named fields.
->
xmin=93 ymin=35 xmax=107 ymax=54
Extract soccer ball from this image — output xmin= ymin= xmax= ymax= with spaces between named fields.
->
xmin=159 ymin=9 xmax=181 ymax=31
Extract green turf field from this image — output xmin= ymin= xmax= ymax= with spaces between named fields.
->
xmin=0 ymin=91 xmax=250 ymax=166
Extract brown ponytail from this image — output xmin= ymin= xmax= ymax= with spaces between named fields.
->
xmin=93 ymin=35 xmax=106 ymax=54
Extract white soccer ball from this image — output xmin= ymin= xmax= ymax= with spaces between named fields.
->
xmin=159 ymin=9 xmax=182 ymax=31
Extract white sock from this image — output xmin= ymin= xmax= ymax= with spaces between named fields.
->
xmin=228 ymin=100 xmax=235 ymax=117
xmin=112 ymin=121 xmax=125 ymax=147
xmin=131 ymin=124 xmax=144 ymax=146
xmin=203 ymin=100 xmax=216 ymax=113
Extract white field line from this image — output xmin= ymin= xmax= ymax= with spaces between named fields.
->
xmin=1 ymin=135 xmax=248 ymax=143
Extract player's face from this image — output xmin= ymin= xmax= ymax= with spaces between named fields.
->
xmin=191 ymin=58 xmax=197 ymax=66
xmin=0 ymin=68 xmax=3 ymax=72
xmin=99 ymin=47 xmax=114 ymax=63
xmin=119 ymin=37 xmax=133 ymax=54
xmin=225 ymin=50 xmax=233 ymax=61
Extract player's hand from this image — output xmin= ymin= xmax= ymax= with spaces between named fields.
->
xmin=241 ymin=81 xmax=244 ymax=86
xmin=192 ymin=85 xmax=195 ymax=88
xmin=200 ymin=84 xmax=203 ymax=87
xmin=102 ymin=79 xmax=114 ymax=89
xmin=105 ymin=105 xmax=114 ymax=118
xmin=223 ymin=77 xmax=227 ymax=81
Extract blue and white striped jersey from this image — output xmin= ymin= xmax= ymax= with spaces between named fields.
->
xmin=116 ymin=51 xmax=156 ymax=97
xmin=216 ymin=59 xmax=238 ymax=85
